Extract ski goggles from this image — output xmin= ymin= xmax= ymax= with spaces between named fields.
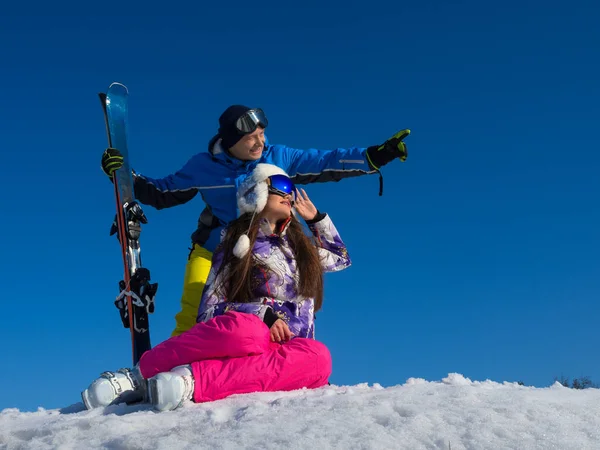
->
xmin=267 ymin=174 xmax=295 ymax=199
xmin=235 ymin=108 xmax=269 ymax=134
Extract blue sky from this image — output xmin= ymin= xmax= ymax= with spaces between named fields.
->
xmin=1 ymin=0 xmax=599 ymax=411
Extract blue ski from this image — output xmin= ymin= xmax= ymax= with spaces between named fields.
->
xmin=99 ymin=82 xmax=157 ymax=365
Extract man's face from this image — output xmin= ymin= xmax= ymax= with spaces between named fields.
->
xmin=228 ymin=127 xmax=266 ymax=161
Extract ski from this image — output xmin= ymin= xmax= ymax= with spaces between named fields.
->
xmin=99 ymin=82 xmax=157 ymax=366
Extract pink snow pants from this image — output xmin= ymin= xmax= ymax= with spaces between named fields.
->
xmin=138 ymin=311 xmax=332 ymax=403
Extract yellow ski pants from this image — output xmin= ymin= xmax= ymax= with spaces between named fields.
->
xmin=170 ymin=244 xmax=213 ymax=337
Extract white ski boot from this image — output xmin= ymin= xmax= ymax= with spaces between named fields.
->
xmin=82 ymin=366 xmax=146 ymax=410
xmin=148 ymin=365 xmax=194 ymax=412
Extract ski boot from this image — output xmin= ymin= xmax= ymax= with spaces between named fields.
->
xmin=82 ymin=366 xmax=146 ymax=409
xmin=148 ymin=365 xmax=194 ymax=412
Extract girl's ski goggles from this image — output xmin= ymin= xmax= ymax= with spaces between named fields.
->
xmin=235 ymin=108 xmax=269 ymax=134
xmin=267 ymin=174 xmax=295 ymax=199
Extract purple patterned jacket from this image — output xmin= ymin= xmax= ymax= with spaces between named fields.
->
xmin=196 ymin=214 xmax=351 ymax=338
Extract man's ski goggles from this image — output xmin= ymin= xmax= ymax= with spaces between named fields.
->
xmin=267 ymin=174 xmax=295 ymax=198
xmin=235 ymin=108 xmax=269 ymax=134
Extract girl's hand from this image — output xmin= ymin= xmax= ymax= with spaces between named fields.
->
xmin=270 ymin=319 xmax=293 ymax=343
xmin=294 ymin=188 xmax=318 ymax=221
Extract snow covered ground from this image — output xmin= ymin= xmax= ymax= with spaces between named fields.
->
xmin=2 ymin=373 xmax=600 ymax=450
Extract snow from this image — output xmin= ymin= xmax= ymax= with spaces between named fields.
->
xmin=2 ymin=373 xmax=600 ymax=450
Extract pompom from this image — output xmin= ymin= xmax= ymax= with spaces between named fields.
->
xmin=233 ymin=234 xmax=251 ymax=258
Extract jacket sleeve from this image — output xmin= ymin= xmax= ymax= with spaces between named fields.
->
xmin=272 ymin=144 xmax=376 ymax=185
xmin=307 ymin=213 xmax=352 ymax=272
xmin=196 ymin=242 xmax=227 ymax=323
xmin=132 ymin=153 xmax=209 ymax=210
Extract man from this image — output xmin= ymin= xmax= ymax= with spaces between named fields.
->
xmin=101 ymin=105 xmax=409 ymax=336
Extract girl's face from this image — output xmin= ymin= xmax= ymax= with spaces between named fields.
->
xmin=263 ymin=192 xmax=293 ymax=222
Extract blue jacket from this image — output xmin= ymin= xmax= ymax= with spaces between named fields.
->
xmin=132 ymin=137 xmax=375 ymax=252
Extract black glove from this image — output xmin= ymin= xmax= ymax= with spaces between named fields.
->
xmin=101 ymin=147 xmax=124 ymax=179
xmin=263 ymin=307 xmax=280 ymax=328
xmin=366 ymin=129 xmax=410 ymax=170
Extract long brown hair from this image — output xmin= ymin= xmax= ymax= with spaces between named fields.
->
xmin=215 ymin=213 xmax=325 ymax=310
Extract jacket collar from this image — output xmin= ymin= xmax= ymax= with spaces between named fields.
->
xmin=257 ymin=217 xmax=292 ymax=238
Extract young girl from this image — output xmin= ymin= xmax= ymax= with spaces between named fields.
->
xmin=82 ymin=164 xmax=351 ymax=411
